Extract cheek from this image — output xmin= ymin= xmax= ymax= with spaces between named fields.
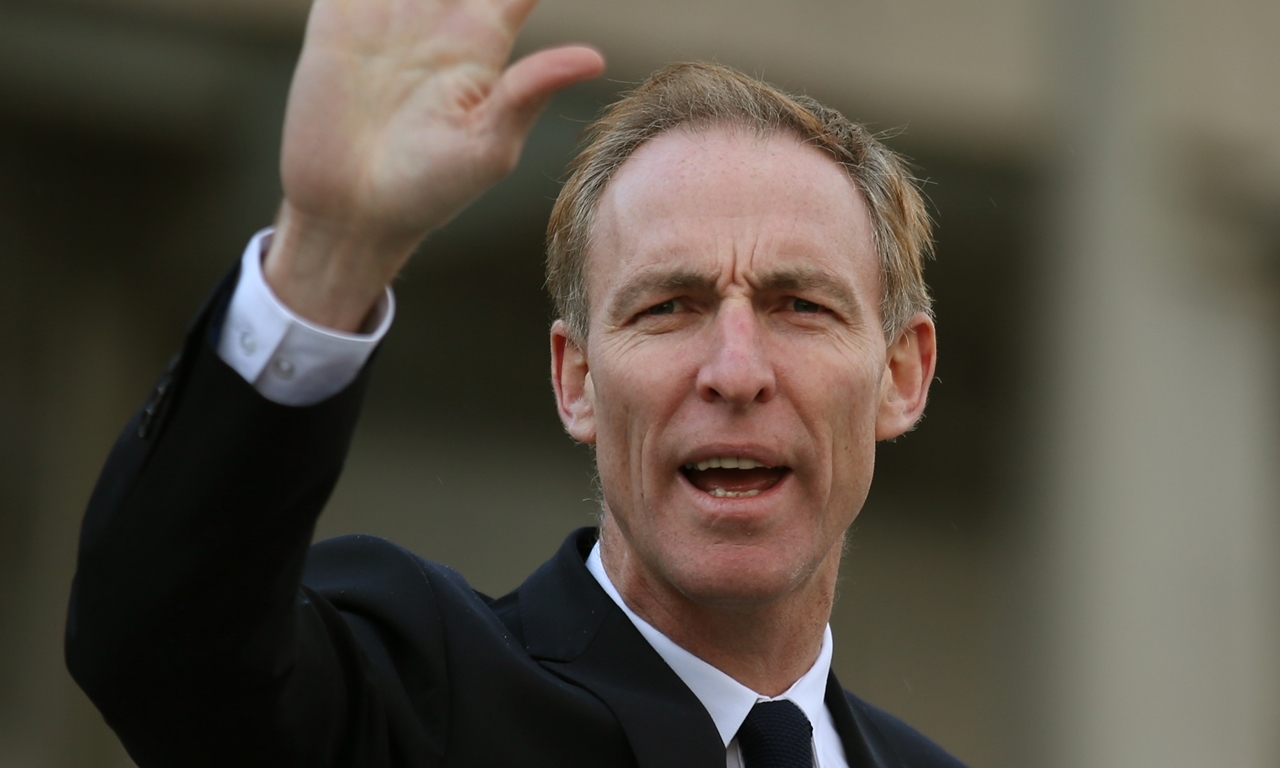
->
xmin=586 ymin=362 xmax=658 ymax=494
xmin=591 ymin=338 xmax=695 ymax=439
xmin=589 ymin=388 xmax=633 ymax=480
xmin=793 ymin=354 xmax=884 ymax=477
xmin=788 ymin=346 xmax=883 ymax=415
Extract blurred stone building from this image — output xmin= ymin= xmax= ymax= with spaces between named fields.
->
xmin=0 ymin=0 xmax=1276 ymax=765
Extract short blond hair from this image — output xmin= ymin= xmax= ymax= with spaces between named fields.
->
xmin=546 ymin=61 xmax=933 ymax=344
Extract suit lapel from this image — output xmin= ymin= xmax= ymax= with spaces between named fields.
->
xmin=825 ymin=672 xmax=895 ymax=768
xmin=518 ymin=529 xmax=726 ymax=768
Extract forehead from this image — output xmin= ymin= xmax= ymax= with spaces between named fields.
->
xmin=585 ymin=126 xmax=880 ymax=311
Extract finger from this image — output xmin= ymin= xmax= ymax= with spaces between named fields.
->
xmin=490 ymin=45 xmax=606 ymax=138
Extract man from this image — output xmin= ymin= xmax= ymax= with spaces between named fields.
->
xmin=66 ymin=0 xmax=956 ymax=765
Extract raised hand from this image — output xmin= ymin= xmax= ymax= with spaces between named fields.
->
xmin=264 ymin=0 xmax=604 ymax=330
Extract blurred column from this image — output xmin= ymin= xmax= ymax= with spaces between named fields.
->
xmin=9 ymin=284 xmax=146 ymax=768
xmin=0 ymin=5 xmax=300 ymax=765
xmin=1028 ymin=0 xmax=1280 ymax=766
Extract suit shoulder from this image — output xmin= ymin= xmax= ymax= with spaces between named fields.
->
xmin=305 ymin=533 xmax=473 ymax=593
xmin=843 ymin=690 xmax=968 ymax=768
xmin=302 ymin=534 xmax=484 ymax=620
xmin=299 ymin=534 xmax=529 ymax=664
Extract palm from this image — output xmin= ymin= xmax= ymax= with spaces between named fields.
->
xmin=281 ymin=0 xmax=602 ymax=238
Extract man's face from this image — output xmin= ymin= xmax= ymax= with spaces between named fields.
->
xmin=552 ymin=126 xmax=931 ymax=611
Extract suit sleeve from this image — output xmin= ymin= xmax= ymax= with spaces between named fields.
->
xmin=64 ymin=269 xmax=403 ymax=767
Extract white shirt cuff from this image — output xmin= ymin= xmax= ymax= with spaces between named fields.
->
xmin=215 ymin=228 xmax=395 ymax=406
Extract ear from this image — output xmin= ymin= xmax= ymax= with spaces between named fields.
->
xmin=551 ymin=320 xmax=597 ymax=444
xmin=875 ymin=312 xmax=937 ymax=441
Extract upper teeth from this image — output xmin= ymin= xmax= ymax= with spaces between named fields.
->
xmin=685 ymin=457 xmax=770 ymax=471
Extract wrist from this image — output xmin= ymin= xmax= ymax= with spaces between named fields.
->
xmin=262 ymin=201 xmax=422 ymax=332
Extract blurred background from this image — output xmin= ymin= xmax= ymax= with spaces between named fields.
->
xmin=0 ymin=0 xmax=1277 ymax=765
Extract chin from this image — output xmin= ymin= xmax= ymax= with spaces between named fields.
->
xmin=661 ymin=539 xmax=824 ymax=608
xmin=599 ymin=493 xmax=845 ymax=612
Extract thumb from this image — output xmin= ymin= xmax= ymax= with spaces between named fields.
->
xmin=490 ymin=45 xmax=606 ymax=140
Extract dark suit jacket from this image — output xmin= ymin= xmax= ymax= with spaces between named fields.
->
xmin=66 ymin=271 xmax=967 ymax=768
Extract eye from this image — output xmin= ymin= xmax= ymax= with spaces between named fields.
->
xmin=789 ymin=298 xmax=824 ymax=314
xmin=644 ymin=299 xmax=681 ymax=316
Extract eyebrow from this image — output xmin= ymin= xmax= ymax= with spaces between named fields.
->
xmin=605 ymin=264 xmax=865 ymax=326
xmin=607 ymin=269 xmax=717 ymax=324
xmin=758 ymin=267 xmax=862 ymax=322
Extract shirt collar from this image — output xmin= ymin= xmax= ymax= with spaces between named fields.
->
xmin=586 ymin=542 xmax=833 ymax=747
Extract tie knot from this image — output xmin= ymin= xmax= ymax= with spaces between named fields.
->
xmin=737 ymin=699 xmax=814 ymax=768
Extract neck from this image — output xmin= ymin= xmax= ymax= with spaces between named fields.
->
xmin=599 ymin=524 xmax=840 ymax=697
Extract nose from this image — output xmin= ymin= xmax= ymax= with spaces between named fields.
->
xmin=695 ymin=301 xmax=777 ymax=407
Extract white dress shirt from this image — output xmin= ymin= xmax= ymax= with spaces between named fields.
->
xmin=586 ymin=545 xmax=848 ymax=768
xmin=216 ymin=229 xmax=393 ymax=407
xmin=215 ymin=230 xmax=850 ymax=767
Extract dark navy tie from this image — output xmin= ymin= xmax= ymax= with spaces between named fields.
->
xmin=737 ymin=699 xmax=814 ymax=768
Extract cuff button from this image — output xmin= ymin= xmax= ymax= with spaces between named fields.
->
xmin=272 ymin=357 xmax=295 ymax=379
xmin=238 ymin=329 xmax=257 ymax=356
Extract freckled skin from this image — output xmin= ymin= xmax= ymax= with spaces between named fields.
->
xmin=551 ymin=127 xmax=935 ymax=693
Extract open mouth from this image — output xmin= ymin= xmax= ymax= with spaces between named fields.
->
xmin=680 ymin=456 xmax=790 ymax=498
